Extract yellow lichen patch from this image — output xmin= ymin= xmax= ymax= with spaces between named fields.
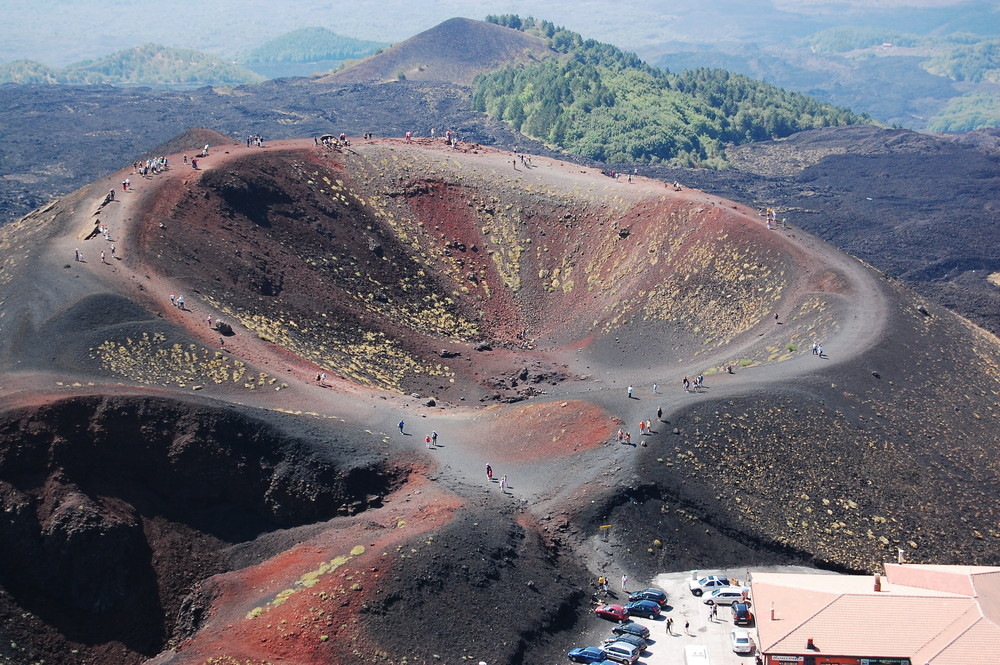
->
xmin=638 ymin=240 xmax=785 ymax=343
xmin=251 ymin=553 xmax=356 ymax=617
xmin=205 ymin=298 xmax=454 ymax=393
xmin=353 ymin=290 xmax=478 ymax=340
xmin=91 ymin=333 xmax=256 ymax=388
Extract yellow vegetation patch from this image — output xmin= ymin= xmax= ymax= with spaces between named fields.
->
xmin=92 ymin=333 xmax=259 ymax=388
xmin=247 ymin=550 xmax=362 ymax=618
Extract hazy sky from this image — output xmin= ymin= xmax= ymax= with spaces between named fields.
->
xmin=0 ymin=0 xmax=994 ymax=66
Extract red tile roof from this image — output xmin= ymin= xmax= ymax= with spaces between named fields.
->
xmin=751 ymin=565 xmax=1000 ymax=664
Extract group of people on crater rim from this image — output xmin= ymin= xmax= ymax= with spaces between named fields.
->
xmin=318 ymin=129 xmax=464 ymax=150
xmin=132 ymin=156 xmax=168 ymax=179
xmin=760 ymin=205 xmax=789 ymax=230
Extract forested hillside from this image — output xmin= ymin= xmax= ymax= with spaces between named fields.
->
xmin=0 ymin=44 xmax=264 ymax=87
xmin=923 ymin=40 xmax=1000 ymax=83
xmin=241 ymin=27 xmax=388 ymax=63
xmin=474 ymin=16 xmax=869 ymax=166
xmin=926 ymin=92 xmax=1000 ymax=132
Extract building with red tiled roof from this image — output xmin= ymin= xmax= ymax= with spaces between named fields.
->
xmin=750 ymin=563 xmax=1000 ymax=665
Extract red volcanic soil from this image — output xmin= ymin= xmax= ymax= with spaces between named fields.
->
xmin=0 ymin=136 xmax=998 ymax=665
xmin=476 ymin=400 xmax=613 ymax=462
xmin=158 ymin=473 xmax=463 ymax=665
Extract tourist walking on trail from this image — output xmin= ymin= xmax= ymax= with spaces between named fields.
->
xmin=657 ymin=406 xmax=663 ymax=421
xmin=486 ymin=464 xmax=493 ymax=480
xmin=500 ymin=475 xmax=508 ymax=493
xmin=627 ymin=385 xmax=634 ymax=399
xmin=683 ymin=377 xmax=690 ymax=392
xmin=398 ymin=420 xmax=405 ymax=434
xmin=425 ymin=435 xmax=432 ymax=448
xmin=431 ymin=431 xmax=438 ymax=446
xmin=621 ymin=574 xmax=628 ymax=592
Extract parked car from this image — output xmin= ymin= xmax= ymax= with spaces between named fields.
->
xmin=603 ymin=633 xmax=646 ymax=650
xmin=568 ymin=646 xmax=608 ymax=664
xmin=602 ymin=641 xmax=641 ymax=664
xmin=732 ymin=602 xmax=753 ymax=625
xmin=594 ymin=604 xmax=629 ymax=622
xmin=703 ymin=587 xmax=749 ymax=605
xmin=624 ymin=599 xmax=661 ymax=619
xmin=612 ymin=621 xmax=650 ymax=639
xmin=688 ymin=574 xmax=731 ymax=596
xmin=627 ymin=588 xmax=668 ymax=606
xmin=730 ymin=628 xmax=755 ymax=654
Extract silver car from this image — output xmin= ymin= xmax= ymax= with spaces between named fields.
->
xmin=602 ymin=641 xmax=641 ymax=664
xmin=703 ymin=587 xmax=749 ymax=605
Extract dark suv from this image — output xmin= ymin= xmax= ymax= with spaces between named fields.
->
xmin=732 ymin=602 xmax=753 ymax=626
xmin=612 ymin=622 xmax=650 ymax=640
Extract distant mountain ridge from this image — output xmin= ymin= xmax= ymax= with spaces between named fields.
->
xmin=241 ymin=27 xmax=388 ymax=64
xmin=0 ymin=44 xmax=264 ymax=87
xmin=318 ymin=17 xmax=554 ymax=86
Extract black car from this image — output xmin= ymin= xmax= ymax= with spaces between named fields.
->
xmin=732 ymin=602 xmax=754 ymax=626
xmin=627 ymin=588 xmax=668 ymax=606
xmin=603 ymin=633 xmax=647 ymax=650
xmin=612 ymin=622 xmax=650 ymax=639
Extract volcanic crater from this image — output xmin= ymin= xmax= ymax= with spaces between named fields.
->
xmin=0 ymin=136 xmax=997 ymax=665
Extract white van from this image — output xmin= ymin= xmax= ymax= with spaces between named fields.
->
xmin=685 ymin=644 xmax=712 ymax=665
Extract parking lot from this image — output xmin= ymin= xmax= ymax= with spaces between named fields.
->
xmin=576 ymin=566 xmax=827 ymax=665
xmin=619 ymin=570 xmax=757 ymax=665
